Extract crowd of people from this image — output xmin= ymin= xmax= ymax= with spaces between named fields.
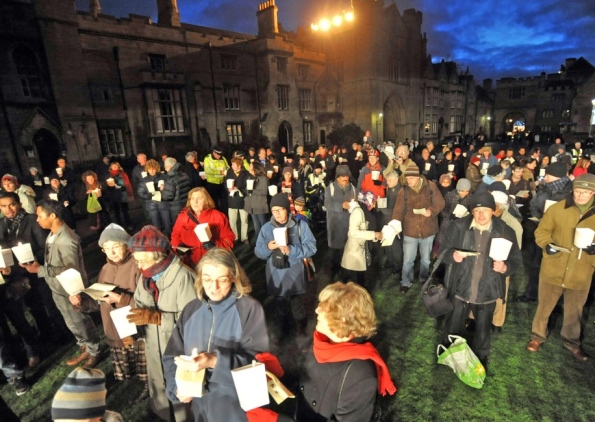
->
xmin=0 ymin=133 xmax=593 ymax=421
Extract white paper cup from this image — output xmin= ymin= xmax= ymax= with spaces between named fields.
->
xmin=463 ymin=152 xmax=467 ymax=157
xmin=268 ymin=185 xmax=278 ymax=196
xmin=482 ymin=163 xmax=489 ymax=170
xmin=246 ymin=179 xmax=255 ymax=190
xmin=425 ymin=163 xmax=431 ymax=171
xmin=371 ymin=170 xmax=380 ymax=180
xmin=141 ymin=171 xmax=147 ymax=178
xmin=448 ymin=164 xmax=455 ymax=172
xmin=273 ymin=165 xmax=279 ymax=172
xmin=106 ymin=178 xmax=115 ymax=187
xmin=158 ymin=180 xmax=165 ymax=187
xmin=43 ymin=177 xmax=50 ymax=184
xmin=267 ymin=170 xmax=273 ymax=178
xmin=56 ymin=168 xmax=63 ymax=175
xmin=539 ymin=168 xmax=546 ymax=177
xmin=226 ymin=179 xmax=234 ymax=189
xmin=320 ymin=161 xmax=326 ymax=168
xmin=293 ymin=170 xmax=299 ymax=179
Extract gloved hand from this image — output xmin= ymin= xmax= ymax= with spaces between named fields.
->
xmin=202 ymin=241 xmax=215 ymax=250
xmin=585 ymin=243 xmax=595 ymax=255
xmin=127 ymin=308 xmax=162 ymax=326
xmin=271 ymin=248 xmax=290 ymax=269
xmin=121 ymin=336 xmax=135 ymax=347
xmin=545 ymin=244 xmax=559 ymax=255
xmin=373 ymin=179 xmax=382 ymax=186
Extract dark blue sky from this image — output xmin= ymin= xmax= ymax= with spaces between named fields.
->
xmin=76 ymin=0 xmax=595 ymax=82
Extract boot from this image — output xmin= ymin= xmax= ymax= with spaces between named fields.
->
xmin=66 ymin=346 xmax=90 ymax=366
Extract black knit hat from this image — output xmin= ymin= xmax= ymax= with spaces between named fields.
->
xmin=128 ymin=225 xmax=170 ymax=253
xmin=487 ymin=165 xmax=503 ymax=177
xmin=469 ymin=192 xmax=496 ymax=211
xmin=546 ymin=162 xmax=567 ymax=178
xmin=270 ymin=193 xmax=290 ymax=214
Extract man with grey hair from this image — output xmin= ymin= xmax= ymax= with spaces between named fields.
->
xmin=183 ymin=151 xmax=203 ymax=189
xmin=162 ymin=157 xmax=191 ymax=224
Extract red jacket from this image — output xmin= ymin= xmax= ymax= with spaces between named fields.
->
xmin=360 ymin=163 xmax=386 ymax=198
xmin=171 ymin=208 xmax=235 ymax=269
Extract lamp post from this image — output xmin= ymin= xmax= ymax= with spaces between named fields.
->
xmin=589 ymin=99 xmax=595 ymax=138
xmin=375 ymin=113 xmax=382 ymax=144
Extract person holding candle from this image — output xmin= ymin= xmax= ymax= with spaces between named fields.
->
xmin=105 ymin=162 xmax=134 ymax=232
xmin=162 ymin=157 xmax=192 ymax=226
xmin=162 ymin=248 xmax=269 ymax=422
xmin=20 ymin=200 xmax=101 ymax=369
xmin=137 ymin=159 xmax=172 ymax=236
xmin=81 ymin=170 xmax=111 ymax=231
xmin=203 ymin=146 xmax=230 ymax=214
xmin=243 ymin=161 xmax=269 ymax=241
xmin=1 ymin=174 xmax=36 ymax=215
xmin=225 ymin=157 xmax=250 ymax=246
xmin=277 ymin=166 xmax=304 ymax=215
xmin=171 ymin=187 xmax=235 ymax=270
xmin=43 ymin=176 xmax=77 ymax=230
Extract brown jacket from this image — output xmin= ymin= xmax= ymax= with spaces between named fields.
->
xmin=392 ymin=176 xmax=445 ymax=239
xmin=465 ymin=163 xmax=482 ymax=193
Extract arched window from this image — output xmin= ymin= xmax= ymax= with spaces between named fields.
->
xmin=12 ymin=45 xmax=42 ymax=98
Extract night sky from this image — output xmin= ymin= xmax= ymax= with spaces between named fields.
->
xmin=75 ymin=0 xmax=595 ymax=82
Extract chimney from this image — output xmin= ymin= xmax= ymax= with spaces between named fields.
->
xmin=564 ymin=58 xmax=576 ymax=69
xmin=257 ymin=0 xmax=278 ymax=37
xmin=156 ymin=0 xmax=181 ymax=27
xmin=89 ymin=0 xmax=102 ymax=18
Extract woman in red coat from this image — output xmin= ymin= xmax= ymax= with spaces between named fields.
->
xmin=171 ymin=187 xmax=235 ymax=269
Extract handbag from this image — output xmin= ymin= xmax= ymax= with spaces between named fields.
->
xmin=437 ymin=335 xmax=485 ymax=389
xmin=420 ymin=250 xmax=453 ymax=318
xmin=87 ymin=193 xmax=102 ymax=213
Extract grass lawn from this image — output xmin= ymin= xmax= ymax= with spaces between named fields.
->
xmin=2 ymin=225 xmax=595 ymax=421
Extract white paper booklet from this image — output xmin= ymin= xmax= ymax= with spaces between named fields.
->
xmin=376 ymin=197 xmax=387 ymax=209
xmin=273 ymin=227 xmax=288 ymax=247
xmin=56 ymin=268 xmax=85 ymax=295
xmin=452 ymin=204 xmax=469 ymax=218
xmin=574 ymin=227 xmax=595 ymax=249
xmin=489 ymin=238 xmax=513 ymax=261
xmin=81 ymin=282 xmax=117 ymax=301
xmin=231 ymin=361 xmax=269 ymax=411
xmin=110 ymin=305 xmax=138 ymax=338
xmin=413 ymin=208 xmax=427 ymax=215
xmin=381 ymin=220 xmax=402 ymax=247
xmin=0 ymin=249 xmax=15 ymax=268
xmin=194 ymin=223 xmax=212 ymax=243
xmin=11 ymin=243 xmax=35 ymax=263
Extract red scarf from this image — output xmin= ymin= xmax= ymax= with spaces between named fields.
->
xmin=312 ymin=330 xmax=397 ymax=396
xmin=141 ymin=251 xmax=175 ymax=302
xmin=109 ymin=169 xmax=134 ymax=200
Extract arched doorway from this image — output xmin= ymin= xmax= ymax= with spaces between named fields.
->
xmin=277 ymin=121 xmax=292 ymax=151
xmin=383 ymin=93 xmax=407 ymax=144
xmin=33 ymin=129 xmax=62 ymax=175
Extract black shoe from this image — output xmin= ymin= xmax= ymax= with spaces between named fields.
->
xmin=399 ymin=285 xmax=410 ymax=294
xmin=491 ymin=325 xmax=502 ymax=334
xmin=517 ymin=295 xmax=536 ymax=303
xmin=479 ymin=357 xmax=489 ymax=374
xmin=12 ymin=376 xmax=29 ymax=396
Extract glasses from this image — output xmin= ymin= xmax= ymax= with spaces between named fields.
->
xmin=202 ymin=277 xmax=231 ymax=286
xmin=574 ymin=190 xmax=594 ymax=197
xmin=134 ymin=258 xmax=154 ymax=266
xmin=101 ymin=244 xmax=125 ymax=253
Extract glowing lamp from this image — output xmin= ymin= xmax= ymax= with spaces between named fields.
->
xmin=319 ymin=18 xmax=330 ymax=31
xmin=332 ymin=15 xmax=343 ymax=26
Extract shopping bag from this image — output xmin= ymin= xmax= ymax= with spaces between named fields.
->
xmin=87 ymin=194 xmax=102 ymax=213
xmin=437 ymin=335 xmax=485 ymax=389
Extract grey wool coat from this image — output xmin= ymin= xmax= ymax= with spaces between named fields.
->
xmin=324 ymin=181 xmax=357 ymax=249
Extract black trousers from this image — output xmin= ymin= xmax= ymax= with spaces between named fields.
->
xmin=443 ymin=298 xmax=496 ymax=360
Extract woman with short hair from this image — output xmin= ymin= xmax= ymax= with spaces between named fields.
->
xmin=296 ymin=282 xmax=397 ymax=421
xmin=137 ymin=159 xmax=172 ymax=236
xmin=162 ymin=248 xmax=269 ymax=422
xmin=170 ymin=187 xmax=235 ymax=269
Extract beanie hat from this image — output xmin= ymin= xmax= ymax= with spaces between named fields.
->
xmin=546 ymin=162 xmax=567 ymax=178
xmin=487 ymin=165 xmax=503 ymax=177
xmin=51 ymin=368 xmax=107 ymax=420
xmin=456 ymin=178 xmax=471 ymax=191
xmin=404 ymin=162 xmax=420 ymax=176
xmin=491 ymin=191 xmax=509 ymax=205
xmin=489 ymin=181 xmax=507 ymax=193
xmin=282 ymin=166 xmax=293 ymax=175
xmin=29 ymin=167 xmax=39 ymax=173
xmin=335 ymin=165 xmax=351 ymax=179
xmin=439 ymin=174 xmax=451 ymax=185
xmin=98 ymin=223 xmax=131 ymax=248
xmin=270 ymin=193 xmax=291 ymax=214
xmin=454 ymin=148 xmax=462 ymax=154
xmin=235 ymin=151 xmax=245 ymax=158
xmin=285 ymin=153 xmax=295 ymax=160
xmin=313 ymin=162 xmax=323 ymax=170
xmin=573 ymin=174 xmax=595 ymax=192
xmin=469 ymin=192 xmax=496 ymax=211
xmin=294 ymin=196 xmax=306 ymax=208
xmin=1 ymin=174 xmax=18 ymax=185
xmin=557 ymin=144 xmax=566 ymax=152
xmin=470 ymin=156 xmax=481 ymax=165
xmin=128 ymin=225 xmax=170 ymax=253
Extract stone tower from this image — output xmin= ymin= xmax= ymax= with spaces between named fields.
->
xmin=257 ymin=0 xmax=278 ymax=37
xmin=156 ymin=0 xmax=181 ymax=27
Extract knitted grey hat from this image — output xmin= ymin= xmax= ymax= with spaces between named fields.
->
xmin=98 ymin=223 xmax=131 ymax=248
xmin=456 ymin=178 xmax=471 ymax=191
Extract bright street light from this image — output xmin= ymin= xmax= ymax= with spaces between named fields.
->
xmin=332 ymin=15 xmax=343 ymax=26
xmin=311 ymin=9 xmax=354 ymax=32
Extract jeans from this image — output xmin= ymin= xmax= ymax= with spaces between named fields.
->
xmin=147 ymin=202 xmax=172 ymax=236
xmin=251 ymin=214 xmax=268 ymax=241
xmin=401 ymin=235 xmax=435 ymax=287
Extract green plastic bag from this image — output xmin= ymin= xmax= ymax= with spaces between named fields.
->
xmin=437 ymin=335 xmax=485 ymax=389
xmin=87 ymin=193 xmax=102 ymax=213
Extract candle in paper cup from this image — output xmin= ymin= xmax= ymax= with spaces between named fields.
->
xmin=199 ymin=171 xmax=206 ymax=180
xmin=320 ymin=161 xmax=326 ymax=168
xmin=231 ymin=361 xmax=269 ymax=411
xmin=482 ymin=163 xmax=489 ymax=170
xmin=49 ymin=193 xmax=58 ymax=201
xmin=377 ymin=197 xmax=387 ymax=209
xmin=246 ymin=179 xmax=255 ymax=190
xmin=141 ymin=171 xmax=147 ymax=178
xmin=574 ymin=227 xmax=595 ymax=249
xmin=0 ymin=248 xmax=15 ymax=268
xmin=43 ymin=177 xmax=50 ymax=184
xmin=448 ymin=164 xmax=455 ymax=172
xmin=489 ymin=238 xmax=513 ymax=261
xmin=175 ymin=356 xmax=206 ymax=398
xmin=194 ymin=223 xmax=212 ymax=243
xmin=56 ymin=168 xmax=63 ymax=175
xmin=293 ymin=169 xmax=299 ymax=179
xmin=463 ymin=152 xmax=467 ymax=157
xmin=268 ymin=185 xmax=278 ymax=196
xmin=273 ymin=165 xmax=279 ymax=172
xmin=425 ymin=163 xmax=431 ymax=171
xmin=371 ymin=170 xmax=380 ymax=180
xmin=539 ymin=168 xmax=546 ymax=177
xmin=226 ymin=179 xmax=235 ymax=189
xmin=106 ymin=178 xmax=115 ymax=187
xmin=158 ymin=180 xmax=165 ymax=188
xmin=267 ymin=170 xmax=273 ymax=178
xmin=11 ymin=242 xmax=34 ymax=264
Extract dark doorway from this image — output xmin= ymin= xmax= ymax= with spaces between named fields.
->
xmin=277 ymin=121 xmax=292 ymax=151
xmin=320 ymin=129 xmax=326 ymax=145
xmin=33 ymin=129 xmax=61 ymax=176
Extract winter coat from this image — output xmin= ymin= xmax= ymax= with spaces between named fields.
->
xmin=243 ymin=175 xmax=269 ymax=215
xmin=324 ymin=182 xmax=357 ymax=249
xmin=341 ymin=205 xmax=377 ymax=272
xmin=133 ymin=255 xmax=196 ymax=422
xmin=183 ymin=161 xmax=204 ymax=189
xmin=162 ymin=163 xmax=192 ymax=217
xmin=379 ymin=183 xmax=401 ymax=222
xmin=436 ymin=190 xmax=471 ymax=247
xmin=226 ymin=168 xmax=250 ymax=209
xmin=162 ymin=291 xmax=269 ymax=422
xmin=204 ymin=154 xmax=229 ymax=185
xmin=137 ymin=173 xmax=169 ymax=212
xmin=255 ymin=217 xmax=317 ymax=297
xmin=465 ymin=163 xmax=482 ymax=193
xmin=440 ymin=215 xmax=521 ymax=304
xmin=171 ymin=208 xmax=235 ymax=269
xmin=296 ymin=346 xmax=377 ymax=422
xmin=392 ymin=177 xmax=445 ymax=239
xmin=535 ymin=197 xmax=595 ymax=291
xmin=529 ymin=178 xmax=573 ymax=219
xmin=93 ymin=253 xmax=140 ymax=348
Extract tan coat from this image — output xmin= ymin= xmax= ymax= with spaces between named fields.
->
xmin=341 ymin=205 xmax=377 ymax=271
